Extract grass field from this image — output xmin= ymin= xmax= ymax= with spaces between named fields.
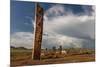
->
xmin=11 ymin=47 xmax=95 ymax=66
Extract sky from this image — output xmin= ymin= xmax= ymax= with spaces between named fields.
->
xmin=10 ymin=0 xmax=95 ymax=49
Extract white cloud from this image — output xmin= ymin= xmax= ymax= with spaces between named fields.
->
xmin=42 ymin=5 xmax=95 ymax=48
xmin=42 ymin=34 xmax=95 ymax=49
xmin=45 ymin=5 xmax=65 ymax=17
xmin=11 ymin=5 xmax=95 ymax=49
xmin=45 ymin=5 xmax=73 ymax=19
xmin=43 ymin=5 xmax=95 ymax=40
xmin=11 ymin=32 xmax=34 ymax=49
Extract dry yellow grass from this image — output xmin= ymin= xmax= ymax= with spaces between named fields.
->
xmin=11 ymin=48 xmax=95 ymax=66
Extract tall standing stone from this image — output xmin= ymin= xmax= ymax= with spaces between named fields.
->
xmin=59 ymin=45 xmax=62 ymax=54
xmin=32 ymin=3 xmax=44 ymax=60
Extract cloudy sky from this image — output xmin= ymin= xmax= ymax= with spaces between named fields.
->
xmin=10 ymin=0 xmax=95 ymax=49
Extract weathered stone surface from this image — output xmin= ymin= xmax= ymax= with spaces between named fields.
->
xmin=33 ymin=3 xmax=44 ymax=60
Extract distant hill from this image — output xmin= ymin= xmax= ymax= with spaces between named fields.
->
xmin=10 ymin=46 xmax=28 ymax=50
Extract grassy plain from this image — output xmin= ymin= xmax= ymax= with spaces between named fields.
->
xmin=11 ymin=47 xmax=95 ymax=66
